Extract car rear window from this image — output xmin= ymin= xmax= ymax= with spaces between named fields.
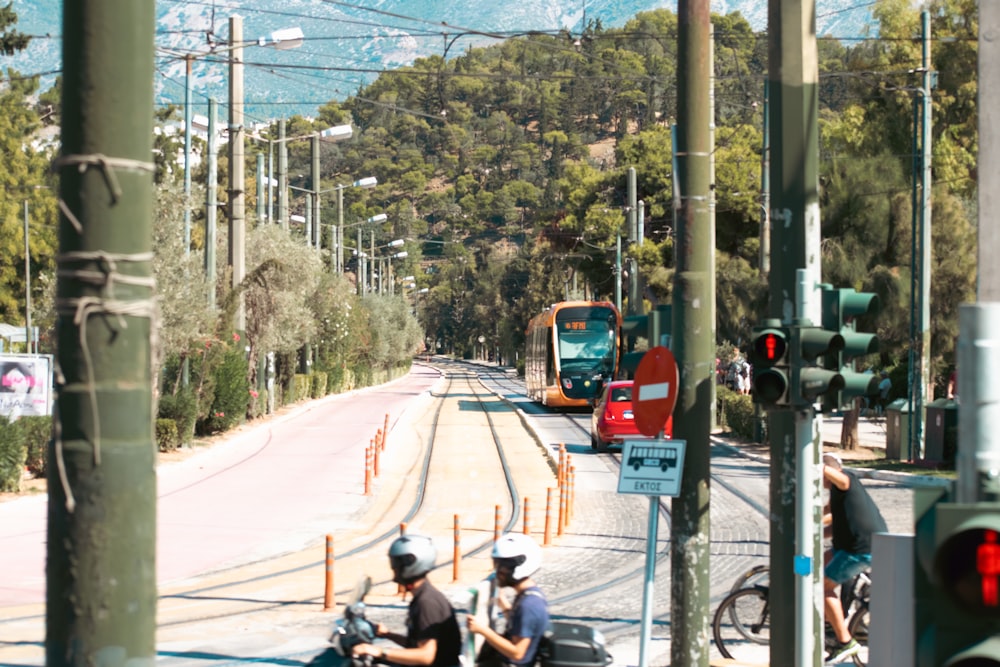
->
xmin=611 ymin=387 xmax=632 ymax=402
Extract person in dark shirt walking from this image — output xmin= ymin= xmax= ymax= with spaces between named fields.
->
xmin=822 ymin=453 xmax=887 ymax=664
xmin=353 ymin=534 xmax=462 ymax=667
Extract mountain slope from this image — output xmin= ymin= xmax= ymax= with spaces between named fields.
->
xmin=4 ymin=0 xmax=874 ymax=121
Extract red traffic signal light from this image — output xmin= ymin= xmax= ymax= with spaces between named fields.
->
xmin=754 ymin=331 xmax=787 ymax=363
xmin=750 ymin=325 xmax=790 ymax=407
xmin=937 ymin=526 xmax=1000 ymax=614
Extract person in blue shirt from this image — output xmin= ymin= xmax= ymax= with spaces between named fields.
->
xmin=468 ymin=534 xmax=549 ymax=667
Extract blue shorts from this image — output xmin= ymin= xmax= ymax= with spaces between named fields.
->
xmin=825 ymin=549 xmax=871 ymax=585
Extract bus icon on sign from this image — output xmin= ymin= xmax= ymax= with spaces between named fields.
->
xmin=628 ymin=446 xmax=678 ymax=472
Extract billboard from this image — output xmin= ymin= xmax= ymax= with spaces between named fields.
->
xmin=0 ymin=354 xmax=53 ymax=419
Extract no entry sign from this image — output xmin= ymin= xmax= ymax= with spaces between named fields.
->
xmin=632 ymin=346 xmax=678 ymax=437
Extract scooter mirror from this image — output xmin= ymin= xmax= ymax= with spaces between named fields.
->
xmin=347 ymin=576 xmax=372 ymax=606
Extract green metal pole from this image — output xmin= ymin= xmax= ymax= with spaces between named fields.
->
xmin=671 ymin=2 xmax=713 ymax=666
xmin=768 ymin=1 xmax=824 ymax=665
xmin=49 ymin=1 xmax=157 ymax=664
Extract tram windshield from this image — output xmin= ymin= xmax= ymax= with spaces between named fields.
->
xmin=555 ymin=307 xmax=618 ymax=373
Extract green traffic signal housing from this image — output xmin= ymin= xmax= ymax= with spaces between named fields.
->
xmin=750 ymin=323 xmax=790 ymax=407
xmin=620 ymin=306 xmax=672 ymax=377
xmin=915 ymin=496 xmax=1000 ymax=667
xmin=791 ymin=326 xmax=845 ymax=404
xmin=820 ymin=285 xmax=881 ymax=412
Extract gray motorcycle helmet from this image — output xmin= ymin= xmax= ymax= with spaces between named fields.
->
xmin=388 ymin=534 xmax=437 ymax=584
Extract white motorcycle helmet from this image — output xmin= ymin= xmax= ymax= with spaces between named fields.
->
xmin=388 ymin=534 xmax=437 ymax=584
xmin=491 ymin=533 xmax=541 ymax=581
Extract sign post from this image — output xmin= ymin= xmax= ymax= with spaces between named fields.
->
xmin=621 ymin=346 xmax=680 ymax=667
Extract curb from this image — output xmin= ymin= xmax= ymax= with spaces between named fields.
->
xmin=711 ymin=437 xmax=951 ymax=489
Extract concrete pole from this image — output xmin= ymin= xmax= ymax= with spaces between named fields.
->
xmin=337 ymin=186 xmax=345 ymax=273
xmin=50 ymin=0 xmax=157 ymax=660
xmin=312 ymin=133 xmax=321 ymax=251
xmin=915 ymin=10 xmax=933 ymax=458
xmin=228 ymin=14 xmax=246 ymax=332
xmin=183 ymin=55 xmax=193 ymax=254
xmin=23 ymin=201 xmax=31 ymax=353
xmin=671 ymin=2 xmax=713 ymax=666
xmin=760 ymin=80 xmax=771 ymax=277
xmin=206 ymin=98 xmax=218 ymax=310
xmin=981 ymin=0 xmax=1000 ymax=301
xmin=256 ymin=153 xmax=265 ymax=223
xmin=277 ymin=119 xmax=288 ymax=231
xmin=956 ymin=304 xmax=1000 ymax=503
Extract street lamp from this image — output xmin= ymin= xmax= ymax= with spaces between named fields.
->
xmin=250 ymin=122 xmax=353 ymax=229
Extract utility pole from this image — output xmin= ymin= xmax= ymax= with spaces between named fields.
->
xmin=767 ymin=1 xmax=824 ymax=666
xmin=914 ymin=11 xmax=933 ymax=458
xmin=48 ymin=1 xmax=157 ymax=664
xmin=206 ymin=98 xmax=218 ymax=310
xmin=312 ymin=133 xmax=321 ymax=252
xmin=627 ymin=167 xmax=639 ymax=316
xmin=228 ymin=14 xmax=246 ymax=332
xmin=671 ymin=1 xmax=713 ymax=666
xmin=277 ymin=118 xmax=288 ymax=230
xmin=981 ymin=2 xmax=1000 ymax=303
xmin=760 ymin=80 xmax=771 ymax=278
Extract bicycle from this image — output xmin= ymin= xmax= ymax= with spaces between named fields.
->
xmin=712 ymin=566 xmax=870 ymax=666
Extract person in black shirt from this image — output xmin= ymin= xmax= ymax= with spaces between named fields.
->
xmin=822 ymin=453 xmax=887 ymax=664
xmin=353 ymin=534 xmax=462 ymax=667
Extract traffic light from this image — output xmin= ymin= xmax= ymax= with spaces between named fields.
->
xmin=790 ymin=325 xmax=845 ymax=405
xmin=621 ymin=307 xmax=672 ymax=377
xmin=915 ymin=494 xmax=1000 ymax=666
xmin=820 ymin=285 xmax=880 ymax=412
xmin=750 ymin=322 xmax=790 ymax=407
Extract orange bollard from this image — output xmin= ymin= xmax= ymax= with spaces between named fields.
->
xmin=523 ymin=497 xmax=531 ymax=535
xmin=324 ymin=534 xmax=335 ymax=611
xmin=372 ymin=437 xmax=380 ymax=477
xmin=557 ymin=475 xmax=566 ymax=537
xmin=494 ymin=504 xmax=502 ymax=544
xmin=558 ymin=444 xmax=567 ymax=485
xmin=382 ymin=413 xmax=390 ymax=450
xmin=364 ymin=445 xmax=372 ymax=496
xmin=453 ymin=514 xmax=461 ymax=582
xmin=375 ymin=428 xmax=382 ymax=451
xmin=543 ymin=488 xmax=553 ymax=546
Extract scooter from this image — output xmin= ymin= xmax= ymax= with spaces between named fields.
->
xmin=330 ymin=576 xmax=378 ymax=667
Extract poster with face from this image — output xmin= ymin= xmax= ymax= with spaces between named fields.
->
xmin=0 ymin=354 xmax=53 ymax=419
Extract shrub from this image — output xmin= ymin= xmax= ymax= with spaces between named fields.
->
xmin=292 ymin=374 xmax=311 ymax=402
xmin=18 ymin=416 xmax=52 ymax=477
xmin=197 ymin=347 xmax=249 ymax=435
xmin=158 ymin=387 xmax=198 ymax=446
xmin=717 ymin=386 xmax=758 ymax=441
xmin=249 ymin=388 xmax=267 ymax=419
xmin=0 ymin=417 xmax=26 ymax=493
xmin=155 ymin=418 xmax=180 ymax=452
xmin=310 ymin=371 xmax=328 ymax=398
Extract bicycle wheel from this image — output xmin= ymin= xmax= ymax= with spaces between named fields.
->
xmin=848 ymin=603 xmax=869 ymax=667
xmin=712 ymin=586 xmax=770 ymax=662
xmin=729 ymin=563 xmax=770 ymax=595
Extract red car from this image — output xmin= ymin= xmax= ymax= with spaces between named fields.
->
xmin=590 ymin=380 xmax=673 ymax=452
